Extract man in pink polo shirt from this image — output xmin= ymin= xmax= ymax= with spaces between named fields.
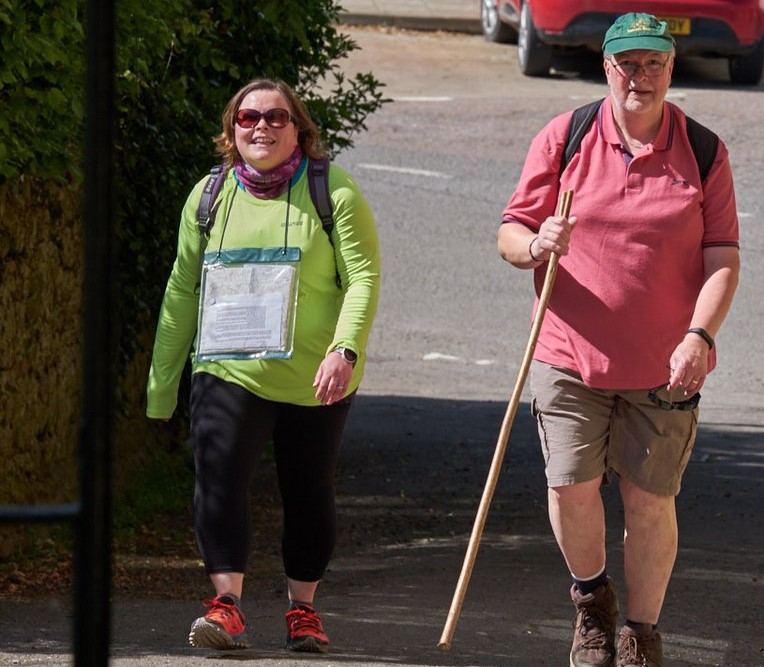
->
xmin=498 ymin=13 xmax=739 ymax=667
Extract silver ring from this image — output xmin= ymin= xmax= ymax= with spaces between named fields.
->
xmin=689 ymin=379 xmax=699 ymax=385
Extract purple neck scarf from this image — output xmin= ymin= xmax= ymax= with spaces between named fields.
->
xmin=234 ymin=146 xmax=303 ymax=199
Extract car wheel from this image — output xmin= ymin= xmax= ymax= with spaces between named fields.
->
xmin=480 ymin=0 xmax=517 ymax=44
xmin=728 ymin=41 xmax=764 ymax=85
xmin=518 ymin=1 xmax=553 ymax=76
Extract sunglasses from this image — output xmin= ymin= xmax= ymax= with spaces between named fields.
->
xmin=647 ymin=387 xmax=701 ymax=411
xmin=235 ymin=108 xmax=294 ymax=129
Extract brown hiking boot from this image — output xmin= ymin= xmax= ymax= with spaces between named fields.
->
xmin=569 ymin=578 xmax=619 ymax=667
xmin=616 ymin=625 xmax=663 ymax=667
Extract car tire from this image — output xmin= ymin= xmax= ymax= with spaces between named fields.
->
xmin=728 ymin=41 xmax=764 ymax=85
xmin=518 ymin=1 xmax=553 ymax=76
xmin=480 ymin=0 xmax=517 ymax=44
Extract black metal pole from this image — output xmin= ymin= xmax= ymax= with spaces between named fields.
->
xmin=75 ymin=0 xmax=115 ymax=664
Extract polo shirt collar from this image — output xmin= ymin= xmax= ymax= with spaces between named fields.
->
xmin=600 ymin=95 xmax=673 ymax=152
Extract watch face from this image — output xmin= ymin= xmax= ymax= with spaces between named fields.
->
xmin=336 ymin=347 xmax=357 ymax=362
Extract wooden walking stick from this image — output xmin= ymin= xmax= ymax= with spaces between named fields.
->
xmin=438 ymin=189 xmax=574 ymax=651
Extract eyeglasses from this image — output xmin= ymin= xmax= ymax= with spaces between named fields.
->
xmin=235 ymin=108 xmax=294 ymax=129
xmin=647 ymin=387 xmax=701 ymax=411
xmin=609 ymin=57 xmax=670 ymax=78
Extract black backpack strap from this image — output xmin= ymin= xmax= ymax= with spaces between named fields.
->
xmin=198 ymin=160 xmax=336 ymax=240
xmin=562 ymin=100 xmax=718 ymax=183
xmin=196 ymin=164 xmax=228 ymax=236
xmin=193 ymin=159 xmax=341 ymax=289
xmin=194 ymin=164 xmax=227 ymax=294
xmin=685 ymin=115 xmax=719 ymax=183
xmin=307 ymin=157 xmax=342 ymax=288
xmin=307 ymin=157 xmax=334 ymax=236
xmin=561 ymin=98 xmax=604 ymax=175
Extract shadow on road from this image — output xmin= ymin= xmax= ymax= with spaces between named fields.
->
xmin=1 ymin=394 xmax=761 ymax=665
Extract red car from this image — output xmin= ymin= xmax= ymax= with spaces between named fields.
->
xmin=480 ymin=0 xmax=764 ymax=84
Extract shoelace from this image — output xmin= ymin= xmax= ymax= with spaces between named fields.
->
xmin=287 ymin=607 xmax=323 ymax=635
xmin=575 ymin=608 xmax=611 ymax=648
xmin=619 ymin=634 xmax=642 ymax=662
xmin=620 ymin=632 xmax=659 ymax=666
xmin=204 ymin=599 xmax=243 ymax=630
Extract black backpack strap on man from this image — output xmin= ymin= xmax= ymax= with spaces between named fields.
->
xmin=684 ymin=115 xmax=719 ymax=183
xmin=559 ymin=97 xmax=719 ymax=182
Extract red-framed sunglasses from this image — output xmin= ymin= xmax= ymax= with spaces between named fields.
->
xmin=235 ymin=108 xmax=294 ymax=129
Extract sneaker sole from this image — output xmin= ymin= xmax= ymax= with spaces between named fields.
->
xmin=286 ymin=635 xmax=329 ymax=653
xmin=189 ymin=617 xmax=249 ymax=650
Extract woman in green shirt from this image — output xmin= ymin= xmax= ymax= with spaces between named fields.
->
xmin=146 ymin=79 xmax=380 ymax=653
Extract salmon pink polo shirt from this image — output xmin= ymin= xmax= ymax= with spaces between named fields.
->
xmin=502 ymin=96 xmax=739 ymax=390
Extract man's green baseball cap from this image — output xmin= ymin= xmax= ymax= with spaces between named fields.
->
xmin=602 ymin=12 xmax=676 ymax=55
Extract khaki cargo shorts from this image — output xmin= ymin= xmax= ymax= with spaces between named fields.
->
xmin=529 ymin=361 xmax=699 ymax=496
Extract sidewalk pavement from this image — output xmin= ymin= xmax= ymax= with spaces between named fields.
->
xmin=339 ymin=0 xmax=481 ymax=33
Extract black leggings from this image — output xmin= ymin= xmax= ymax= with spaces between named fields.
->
xmin=189 ymin=372 xmax=353 ymax=582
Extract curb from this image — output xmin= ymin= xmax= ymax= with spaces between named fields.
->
xmin=339 ymin=13 xmax=482 ymax=35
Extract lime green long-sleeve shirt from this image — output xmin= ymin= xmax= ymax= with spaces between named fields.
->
xmin=146 ymin=160 xmax=380 ymax=417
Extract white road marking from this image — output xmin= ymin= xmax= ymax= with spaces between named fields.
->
xmin=423 ymin=352 xmax=461 ymax=362
xmin=393 ymin=96 xmax=453 ymax=102
xmin=423 ymin=352 xmax=497 ymax=366
xmin=358 ymin=163 xmax=452 ymax=179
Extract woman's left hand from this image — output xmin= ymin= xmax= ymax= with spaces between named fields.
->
xmin=313 ymin=353 xmax=354 ymax=405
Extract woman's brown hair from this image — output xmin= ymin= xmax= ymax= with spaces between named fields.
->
xmin=213 ymin=79 xmax=326 ymax=167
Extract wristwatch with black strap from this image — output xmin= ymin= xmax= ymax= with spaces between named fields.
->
xmin=686 ymin=327 xmax=714 ymax=350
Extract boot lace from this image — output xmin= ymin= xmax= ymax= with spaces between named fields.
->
xmin=619 ymin=633 xmax=641 ymax=663
xmin=575 ymin=607 xmax=610 ymax=649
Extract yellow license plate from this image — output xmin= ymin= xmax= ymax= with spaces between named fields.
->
xmin=659 ymin=16 xmax=691 ymax=35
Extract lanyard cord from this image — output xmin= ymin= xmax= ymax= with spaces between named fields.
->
xmin=215 ymin=178 xmax=294 ymax=256
xmin=214 ymin=183 xmax=238 ymax=259
xmin=282 ymin=180 xmax=292 ymax=254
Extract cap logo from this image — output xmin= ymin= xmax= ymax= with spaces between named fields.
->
xmin=627 ymin=18 xmax=653 ymax=33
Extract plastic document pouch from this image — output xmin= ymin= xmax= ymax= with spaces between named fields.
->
xmin=195 ymin=247 xmax=300 ymax=361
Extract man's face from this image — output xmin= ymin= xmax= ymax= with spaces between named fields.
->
xmin=604 ymin=49 xmax=674 ymax=115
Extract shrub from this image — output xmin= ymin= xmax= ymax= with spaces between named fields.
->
xmin=0 ymin=0 xmax=386 ymax=514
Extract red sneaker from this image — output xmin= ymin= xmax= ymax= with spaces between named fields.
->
xmin=285 ymin=603 xmax=330 ymax=653
xmin=189 ymin=595 xmax=249 ymax=649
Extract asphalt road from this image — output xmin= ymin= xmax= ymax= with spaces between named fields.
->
xmin=2 ymin=26 xmax=762 ymax=667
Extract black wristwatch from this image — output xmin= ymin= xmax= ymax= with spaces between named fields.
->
xmin=333 ymin=347 xmax=357 ymax=365
xmin=687 ymin=327 xmax=714 ymax=350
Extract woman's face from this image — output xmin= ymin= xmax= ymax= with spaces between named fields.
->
xmin=234 ymin=89 xmax=299 ymax=171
